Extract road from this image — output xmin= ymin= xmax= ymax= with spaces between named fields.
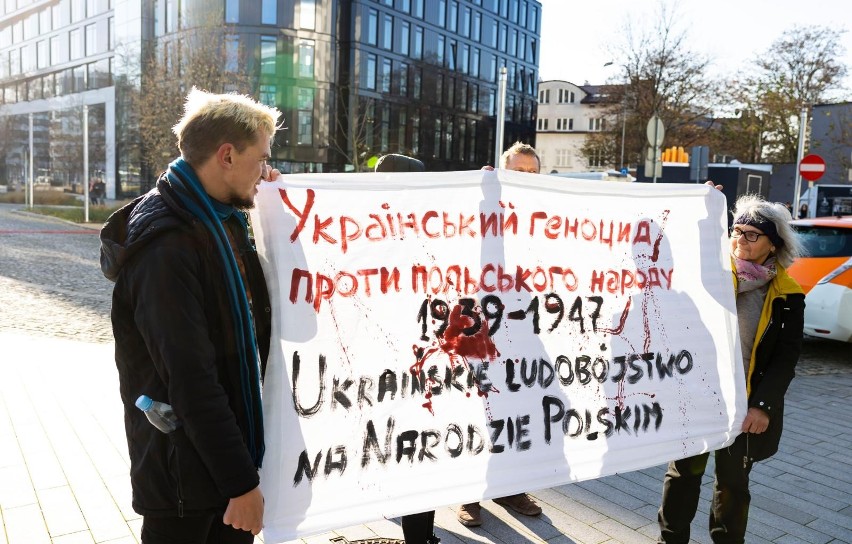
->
xmin=1 ymin=202 xmax=848 ymax=365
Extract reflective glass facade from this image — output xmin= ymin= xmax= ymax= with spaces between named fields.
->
xmin=0 ymin=0 xmax=540 ymax=196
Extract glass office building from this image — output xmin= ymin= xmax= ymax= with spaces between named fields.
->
xmin=0 ymin=0 xmax=540 ymax=198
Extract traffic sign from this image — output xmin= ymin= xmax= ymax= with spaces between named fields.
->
xmin=799 ymin=154 xmax=826 ymax=182
xmin=646 ymin=115 xmax=665 ymax=147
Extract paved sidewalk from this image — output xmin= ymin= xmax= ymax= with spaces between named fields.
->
xmin=1 ymin=331 xmax=850 ymax=544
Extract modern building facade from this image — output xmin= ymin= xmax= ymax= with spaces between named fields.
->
xmin=535 ymin=79 xmax=617 ymax=174
xmin=0 ymin=0 xmax=540 ymax=199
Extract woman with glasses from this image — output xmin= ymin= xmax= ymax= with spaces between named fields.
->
xmin=657 ymin=194 xmax=805 ymax=544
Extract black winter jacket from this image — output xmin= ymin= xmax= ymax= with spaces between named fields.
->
xmin=739 ymin=266 xmax=805 ymax=462
xmin=100 ymin=174 xmax=271 ymax=517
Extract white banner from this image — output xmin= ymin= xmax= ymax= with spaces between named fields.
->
xmin=252 ymin=170 xmax=746 ymax=542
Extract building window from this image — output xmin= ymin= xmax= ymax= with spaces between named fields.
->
xmin=261 ymin=0 xmax=276 ymax=25
xmin=568 ymin=118 xmax=573 ymax=130
xmin=297 ymin=87 xmax=314 ymax=145
xmin=298 ymin=39 xmax=314 ymax=78
xmin=300 ymin=0 xmax=316 ymax=29
xmin=412 ymin=0 xmax=424 ymax=18
xmin=71 ymin=0 xmax=84 ymax=22
xmin=51 ymin=35 xmax=67 ymax=65
xmin=380 ymin=58 xmax=391 ymax=93
xmin=460 ymin=44 xmax=469 ymax=74
xmin=225 ymin=0 xmax=239 ymax=23
xmin=380 ymin=104 xmax=389 ymax=150
xmin=448 ymin=1 xmax=458 ymax=32
xmin=381 ymin=14 xmax=392 ymax=50
xmin=509 ymin=29 xmax=517 ymax=57
xmin=448 ymin=41 xmax=456 ymax=70
xmin=433 ymin=116 xmax=442 ymax=158
xmin=366 ymin=9 xmax=378 ymax=46
xmin=499 ymin=24 xmax=507 ymax=52
xmin=108 ymin=17 xmax=114 ymax=50
xmin=588 ymin=118 xmax=604 ymax=131
xmin=444 ymin=116 xmax=453 ymax=158
xmin=70 ymin=28 xmax=82 ymax=60
xmin=259 ymin=84 xmax=276 ymax=106
xmin=400 ymin=0 xmax=411 ymax=13
xmin=398 ymin=62 xmax=408 ymax=96
xmin=40 ymin=9 xmax=52 ymax=33
xmin=471 ymin=48 xmax=480 ymax=77
xmin=467 ymin=119 xmax=476 ymax=163
xmin=528 ymin=5 xmax=538 ymax=32
xmin=537 ymin=118 xmax=548 ymax=130
xmin=21 ymin=44 xmax=34 ymax=73
xmin=413 ymin=68 xmax=421 ymax=98
xmin=472 ymin=12 xmax=481 ymax=41
xmin=365 ymin=54 xmax=376 ymax=90
xmin=260 ymin=36 xmax=276 ymax=75
xmin=413 ymin=26 xmax=423 ymax=59
xmin=37 ymin=40 xmax=48 ymax=69
xmin=398 ymin=109 xmax=407 ymax=149
xmin=589 ymin=149 xmax=604 ymax=167
xmin=411 ymin=112 xmax=420 ymax=154
xmin=85 ymin=23 xmax=97 ymax=55
xmin=538 ymin=89 xmax=548 ymax=103
xmin=461 ymin=6 xmax=470 ymax=37
xmin=438 ymin=0 xmax=446 ymax=27
xmin=225 ymin=36 xmax=239 ymax=72
xmin=556 ymin=149 xmax=570 ymax=166
xmin=436 ymin=35 xmax=444 ymax=65
xmin=399 ymin=21 xmax=410 ymax=55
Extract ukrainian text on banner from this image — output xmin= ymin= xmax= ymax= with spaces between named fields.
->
xmin=252 ymin=170 xmax=746 ymax=542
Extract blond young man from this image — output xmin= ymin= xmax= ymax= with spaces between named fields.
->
xmin=101 ymin=89 xmax=281 ymax=543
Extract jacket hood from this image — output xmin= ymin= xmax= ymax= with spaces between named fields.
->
xmin=99 ymin=175 xmax=193 ymax=282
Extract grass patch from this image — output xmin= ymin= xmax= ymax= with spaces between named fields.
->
xmin=0 ymin=190 xmax=82 ymax=206
xmin=30 ymin=204 xmax=125 ymax=223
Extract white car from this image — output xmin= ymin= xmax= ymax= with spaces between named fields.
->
xmin=789 ymin=216 xmax=852 ymax=343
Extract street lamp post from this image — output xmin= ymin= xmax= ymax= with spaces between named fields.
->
xmin=493 ymin=66 xmax=508 ymax=168
xmin=604 ymin=62 xmax=627 ymax=172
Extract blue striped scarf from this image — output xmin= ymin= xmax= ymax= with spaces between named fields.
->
xmin=166 ymin=158 xmax=264 ymax=467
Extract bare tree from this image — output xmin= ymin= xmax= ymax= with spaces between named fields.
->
xmin=592 ymin=2 xmax=722 ymax=169
xmin=134 ymin=13 xmax=253 ymax=174
xmin=734 ymin=25 xmax=849 ymax=162
xmin=329 ymin=87 xmax=378 ymax=172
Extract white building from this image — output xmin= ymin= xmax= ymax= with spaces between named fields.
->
xmin=535 ymin=80 xmax=617 ymax=173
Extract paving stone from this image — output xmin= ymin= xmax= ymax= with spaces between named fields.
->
xmin=2 ymin=204 xmax=852 ymax=544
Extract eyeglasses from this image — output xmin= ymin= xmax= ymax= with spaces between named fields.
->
xmin=731 ymin=227 xmax=767 ymax=243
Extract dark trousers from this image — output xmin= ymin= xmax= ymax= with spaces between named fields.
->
xmin=658 ymin=434 xmax=753 ymax=544
xmin=401 ymin=510 xmax=436 ymax=544
xmin=141 ymin=513 xmax=255 ymax=544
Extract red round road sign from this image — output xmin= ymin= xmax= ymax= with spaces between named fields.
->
xmin=799 ymin=154 xmax=826 ymax=181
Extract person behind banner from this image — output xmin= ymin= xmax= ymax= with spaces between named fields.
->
xmin=657 ymin=194 xmax=805 ymax=544
xmin=100 ymin=88 xmax=282 ymax=543
xmin=375 ymin=153 xmax=441 ymax=544
xmin=456 ymin=140 xmax=544 ymax=529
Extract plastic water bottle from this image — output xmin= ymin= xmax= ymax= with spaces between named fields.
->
xmin=135 ymin=395 xmax=181 ymax=433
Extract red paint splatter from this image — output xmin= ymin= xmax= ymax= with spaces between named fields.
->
xmin=651 ymin=210 xmax=670 ymax=263
xmin=440 ymin=304 xmax=500 ymax=360
xmin=602 ymin=299 xmax=632 ymax=335
xmin=409 ymin=302 xmax=501 ymax=414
